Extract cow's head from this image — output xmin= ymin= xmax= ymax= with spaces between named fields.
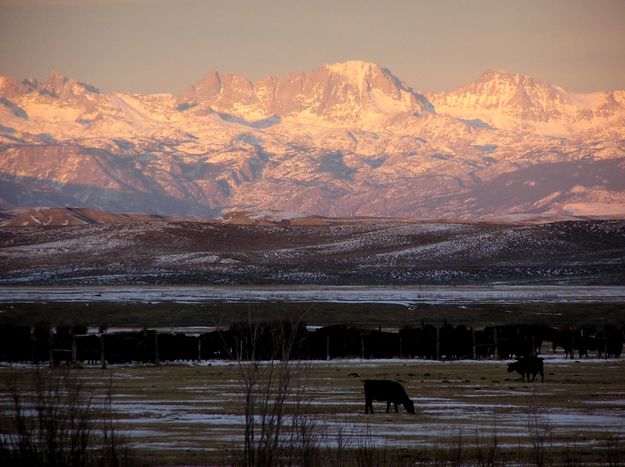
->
xmin=405 ymin=398 xmax=415 ymax=414
xmin=507 ymin=362 xmax=517 ymax=373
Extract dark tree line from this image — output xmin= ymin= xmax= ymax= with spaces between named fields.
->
xmin=0 ymin=321 xmax=622 ymax=366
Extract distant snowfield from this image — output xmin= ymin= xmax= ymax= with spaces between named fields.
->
xmin=1 ymin=285 xmax=625 ymax=304
xmin=561 ymin=202 xmax=625 ymax=217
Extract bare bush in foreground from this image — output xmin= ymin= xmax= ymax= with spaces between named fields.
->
xmin=0 ymin=368 xmax=134 ymax=467
xmin=233 ymin=319 xmax=318 ymax=467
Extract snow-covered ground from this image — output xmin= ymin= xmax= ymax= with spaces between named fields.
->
xmin=2 ymin=219 xmax=623 ymax=286
xmin=1 ymin=357 xmax=623 ymax=462
xmin=1 ymin=285 xmax=625 ymax=304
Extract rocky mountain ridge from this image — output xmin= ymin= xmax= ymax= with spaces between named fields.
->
xmin=179 ymin=61 xmax=433 ymax=126
xmin=428 ymin=69 xmax=625 ymax=137
xmin=1 ymin=61 xmax=624 ymax=220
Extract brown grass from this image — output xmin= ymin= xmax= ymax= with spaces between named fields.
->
xmin=1 ymin=357 xmax=623 ymax=465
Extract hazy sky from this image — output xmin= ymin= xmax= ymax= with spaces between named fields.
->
xmin=1 ymin=0 xmax=624 ymax=94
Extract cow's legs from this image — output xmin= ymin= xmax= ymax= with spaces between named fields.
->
xmin=394 ymin=403 xmax=399 ymax=413
xmin=365 ymin=398 xmax=373 ymax=414
xmin=386 ymin=401 xmax=390 ymax=413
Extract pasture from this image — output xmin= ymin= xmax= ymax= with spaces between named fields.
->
xmin=1 ymin=357 xmax=624 ymax=465
xmin=1 ymin=291 xmax=624 ymax=464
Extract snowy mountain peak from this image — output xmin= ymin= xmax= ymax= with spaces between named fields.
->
xmin=45 ymin=70 xmax=69 ymax=89
xmin=429 ymin=69 xmax=625 ymax=134
xmin=1 ymin=63 xmax=625 ymax=222
xmin=180 ymin=69 xmax=222 ymax=101
xmin=0 ymin=75 xmax=35 ymax=98
xmin=179 ymin=60 xmax=432 ymax=124
xmin=39 ymin=71 xmax=101 ymax=98
xmin=477 ymin=68 xmax=535 ymax=84
xmin=450 ymin=69 xmax=566 ymax=105
xmin=322 ymin=60 xmax=414 ymax=101
xmin=324 ymin=60 xmax=388 ymax=82
xmin=476 ymin=69 xmax=568 ymax=103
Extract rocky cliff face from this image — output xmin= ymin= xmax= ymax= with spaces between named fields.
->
xmin=428 ymin=69 xmax=625 ymax=137
xmin=179 ymin=61 xmax=432 ymax=125
xmin=1 ymin=61 xmax=624 ymax=220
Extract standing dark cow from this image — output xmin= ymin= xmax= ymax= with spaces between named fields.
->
xmin=507 ymin=356 xmax=544 ymax=382
xmin=364 ymin=380 xmax=415 ymax=414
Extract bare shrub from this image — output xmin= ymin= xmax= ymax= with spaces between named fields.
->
xmin=561 ymin=440 xmax=579 ymax=467
xmin=604 ymin=434 xmax=623 ymax=467
xmin=474 ymin=424 xmax=501 ymax=467
xmin=526 ymin=395 xmax=552 ymax=467
xmin=450 ymin=428 xmax=466 ymax=466
xmin=0 ymin=367 xmax=134 ymax=467
xmin=352 ymin=425 xmax=383 ymax=467
xmin=351 ymin=427 xmax=411 ymax=467
xmin=318 ymin=422 xmax=420 ymax=467
xmin=422 ymin=426 xmax=504 ymax=466
xmin=233 ymin=318 xmax=318 ymax=467
xmin=324 ymin=422 xmax=349 ymax=467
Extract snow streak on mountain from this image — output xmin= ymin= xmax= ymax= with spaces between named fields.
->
xmin=1 ymin=61 xmax=624 ymax=220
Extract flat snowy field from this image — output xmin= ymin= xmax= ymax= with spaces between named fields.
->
xmin=2 ymin=357 xmax=623 ymax=464
xmin=1 ymin=285 xmax=625 ymax=304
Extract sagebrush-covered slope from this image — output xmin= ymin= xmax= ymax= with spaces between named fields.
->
xmin=1 ymin=219 xmax=623 ymax=285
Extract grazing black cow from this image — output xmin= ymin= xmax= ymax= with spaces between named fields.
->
xmin=364 ymin=380 xmax=415 ymax=414
xmin=507 ymin=356 xmax=544 ymax=382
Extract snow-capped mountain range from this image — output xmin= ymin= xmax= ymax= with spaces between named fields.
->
xmin=1 ymin=60 xmax=624 ymax=220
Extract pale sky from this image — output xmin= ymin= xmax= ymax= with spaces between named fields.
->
xmin=1 ymin=0 xmax=624 ymax=94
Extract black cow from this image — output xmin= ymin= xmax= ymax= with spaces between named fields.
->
xmin=364 ymin=380 xmax=415 ymax=414
xmin=507 ymin=356 xmax=544 ymax=382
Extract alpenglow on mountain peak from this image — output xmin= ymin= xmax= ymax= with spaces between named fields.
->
xmin=323 ymin=60 xmax=396 ymax=83
xmin=428 ymin=67 xmax=625 ymax=125
xmin=177 ymin=60 xmax=433 ymax=123
xmin=1 ymin=61 xmax=624 ymax=221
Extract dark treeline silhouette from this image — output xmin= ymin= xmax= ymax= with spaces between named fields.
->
xmin=551 ymin=324 xmax=625 ymax=359
xmin=0 ymin=321 xmax=622 ymax=366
